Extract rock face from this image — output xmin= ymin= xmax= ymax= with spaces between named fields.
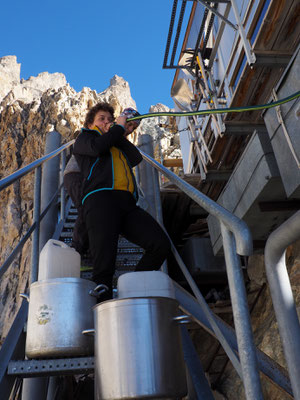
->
xmin=141 ymin=103 xmax=181 ymax=160
xmin=0 ymin=56 xmax=180 ymax=344
xmin=0 ymin=56 xmax=21 ymax=101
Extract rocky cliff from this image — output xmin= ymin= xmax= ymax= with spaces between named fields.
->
xmin=0 ymin=55 xmax=180 ymax=343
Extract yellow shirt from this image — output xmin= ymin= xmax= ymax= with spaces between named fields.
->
xmin=94 ymin=126 xmax=134 ymax=194
xmin=111 ymin=146 xmax=134 ymax=193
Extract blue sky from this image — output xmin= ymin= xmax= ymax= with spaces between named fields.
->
xmin=0 ymin=0 xmax=190 ymax=114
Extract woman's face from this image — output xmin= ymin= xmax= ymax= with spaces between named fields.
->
xmin=89 ymin=110 xmax=114 ymax=133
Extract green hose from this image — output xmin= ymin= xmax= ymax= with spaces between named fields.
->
xmin=127 ymin=90 xmax=300 ymax=122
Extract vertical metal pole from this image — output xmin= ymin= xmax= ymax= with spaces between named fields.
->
xmin=138 ymin=134 xmax=168 ymax=272
xmin=152 ymin=166 xmax=168 ymax=273
xmin=181 ymin=326 xmax=215 ymax=399
xmin=158 ymin=139 xmax=163 ymax=187
xmin=60 ymin=150 xmax=66 ymax=221
xmin=208 ymin=69 xmax=226 ymax=133
xmin=137 ymin=135 xmax=157 ymax=218
xmin=196 ymin=51 xmax=223 ymax=137
xmin=230 ymin=0 xmax=256 ymax=65
xmin=21 ymin=378 xmax=49 ymax=400
xmin=221 ymin=223 xmax=263 ymax=400
xmin=30 ymin=166 xmax=41 ymax=284
xmin=22 ymin=132 xmax=61 ymax=400
xmin=208 ymin=2 xmax=231 ymax=69
xmin=39 ymin=131 xmax=61 ymax=252
xmin=265 ymin=211 xmax=300 ymax=399
xmin=186 ymin=119 xmax=207 ymax=179
xmin=46 ymin=377 xmax=60 ymax=400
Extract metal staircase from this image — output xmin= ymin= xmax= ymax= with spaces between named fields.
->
xmin=58 ymin=204 xmax=144 ymax=283
xmin=4 ymin=205 xmax=263 ymax=396
xmin=5 ymin=194 xmax=146 ymax=399
xmin=0 ymin=132 xmax=299 ymax=399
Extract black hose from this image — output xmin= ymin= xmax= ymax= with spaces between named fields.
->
xmin=127 ymin=90 xmax=300 ymax=122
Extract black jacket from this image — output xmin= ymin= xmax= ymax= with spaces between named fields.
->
xmin=73 ymin=125 xmax=143 ymax=204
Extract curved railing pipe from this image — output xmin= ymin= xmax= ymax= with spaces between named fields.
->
xmin=0 ymin=140 xmax=74 ymax=192
xmin=265 ymin=211 xmax=300 ymax=400
xmin=139 ymin=149 xmax=252 ymax=256
xmin=0 ymin=139 xmax=74 ymax=281
xmin=0 ymin=136 xmax=74 ymax=398
xmin=139 ymin=149 xmax=263 ymax=399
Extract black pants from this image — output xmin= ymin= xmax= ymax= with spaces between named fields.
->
xmin=84 ymin=190 xmax=171 ymax=294
xmin=64 ymin=172 xmax=89 ymax=255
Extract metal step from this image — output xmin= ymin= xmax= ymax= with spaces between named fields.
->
xmin=59 ymin=210 xmax=144 ymax=283
xmin=60 ymin=231 xmax=74 ymax=238
xmin=65 ymin=214 xmax=78 ymax=221
xmin=118 ymin=238 xmax=140 ymax=249
xmin=116 ymin=253 xmax=143 ymax=266
xmin=63 ymin=222 xmax=76 ymax=229
xmin=7 ymin=357 xmax=94 ymax=378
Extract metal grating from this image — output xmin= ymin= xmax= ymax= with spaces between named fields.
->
xmin=8 ymin=357 xmax=94 ymax=378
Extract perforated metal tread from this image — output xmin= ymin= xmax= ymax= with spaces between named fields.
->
xmin=59 ymin=209 xmax=144 ymax=286
xmin=8 ymin=357 xmax=94 ymax=378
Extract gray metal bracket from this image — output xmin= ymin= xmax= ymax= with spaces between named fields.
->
xmin=8 ymin=357 xmax=95 ymax=378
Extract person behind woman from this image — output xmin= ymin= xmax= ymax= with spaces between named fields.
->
xmin=73 ymin=103 xmax=170 ymax=299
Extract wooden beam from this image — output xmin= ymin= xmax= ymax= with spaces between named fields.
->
xmin=184 ymin=170 xmax=232 ymax=183
xmin=224 ymin=121 xmax=267 ymax=135
xmin=259 ymin=200 xmax=300 ymax=212
xmin=255 ymin=51 xmax=292 ymax=67
xmin=163 ymin=158 xmax=183 ymax=167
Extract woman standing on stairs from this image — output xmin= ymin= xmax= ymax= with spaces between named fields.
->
xmin=73 ymin=102 xmax=171 ymax=300
xmin=63 ymin=108 xmax=143 ymax=256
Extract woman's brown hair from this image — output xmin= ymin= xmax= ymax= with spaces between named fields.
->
xmin=84 ymin=102 xmax=114 ymax=128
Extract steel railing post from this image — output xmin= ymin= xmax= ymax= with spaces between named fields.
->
xmin=60 ymin=150 xmax=66 ymax=222
xmin=23 ymin=132 xmax=61 ymax=400
xmin=137 ymin=135 xmax=157 ymax=218
xmin=265 ymin=211 xmax=300 ymax=399
xmin=138 ymin=150 xmax=262 ymax=398
xmin=0 ymin=139 xmax=75 ymax=400
xmin=30 ymin=166 xmax=41 ymax=284
xmin=221 ymin=223 xmax=263 ymax=400
xmin=181 ymin=326 xmax=215 ymax=399
xmin=139 ymin=149 xmax=252 ymax=256
xmin=39 ymin=131 xmax=61 ymax=252
xmin=138 ymin=135 xmax=168 ymax=272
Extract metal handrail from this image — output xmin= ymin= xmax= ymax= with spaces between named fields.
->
xmin=140 ymin=150 xmax=252 ymax=255
xmin=165 ymin=229 xmax=243 ymax=377
xmin=265 ymin=211 xmax=300 ymax=400
xmin=0 ymin=140 xmax=74 ymax=192
xmin=0 ymin=137 xmax=74 ymax=398
xmin=140 ymin=149 xmax=263 ymax=400
xmin=0 ymin=138 xmax=260 ymax=398
xmin=0 ymin=139 xmax=74 ymax=280
xmin=174 ymin=282 xmax=293 ymax=397
xmin=0 ymin=183 xmax=62 ymax=280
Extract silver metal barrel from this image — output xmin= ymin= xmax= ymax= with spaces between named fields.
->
xmin=93 ymin=297 xmax=187 ymax=399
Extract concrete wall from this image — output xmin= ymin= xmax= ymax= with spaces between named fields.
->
xmin=264 ymin=45 xmax=300 ymax=198
xmin=207 ymin=131 xmax=293 ymax=255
